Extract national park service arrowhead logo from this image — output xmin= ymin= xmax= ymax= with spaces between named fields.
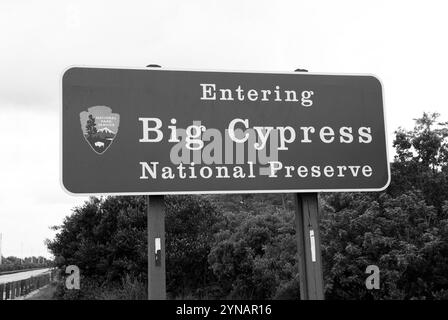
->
xmin=80 ymin=106 xmax=120 ymax=154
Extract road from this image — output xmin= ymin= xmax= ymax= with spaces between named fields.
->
xmin=0 ymin=268 xmax=50 ymax=284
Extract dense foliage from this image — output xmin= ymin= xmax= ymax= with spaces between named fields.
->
xmin=48 ymin=113 xmax=448 ymax=299
xmin=0 ymin=256 xmax=51 ymax=274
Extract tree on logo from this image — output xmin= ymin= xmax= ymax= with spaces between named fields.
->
xmin=86 ymin=114 xmax=97 ymax=137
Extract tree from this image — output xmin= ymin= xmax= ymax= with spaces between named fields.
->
xmin=86 ymin=114 xmax=97 ymax=136
xmin=48 ymin=112 xmax=448 ymax=300
xmin=391 ymin=112 xmax=448 ymax=210
xmin=321 ymin=113 xmax=448 ymax=299
xmin=207 ymin=194 xmax=298 ymax=299
xmin=47 ymin=196 xmax=147 ymax=283
xmin=47 ymin=195 xmax=222 ymax=299
xmin=165 ymin=195 xmax=221 ymax=299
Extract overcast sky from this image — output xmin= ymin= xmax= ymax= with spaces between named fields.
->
xmin=1 ymin=0 xmax=447 ymax=258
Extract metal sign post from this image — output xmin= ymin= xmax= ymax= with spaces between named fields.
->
xmin=294 ymin=193 xmax=325 ymax=300
xmin=145 ymin=65 xmax=166 ymax=300
xmin=147 ymin=195 xmax=166 ymax=300
xmin=292 ymin=69 xmax=324 ymax=300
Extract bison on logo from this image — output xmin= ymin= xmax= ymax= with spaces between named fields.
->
xmin=79 ymin=106 xmax=120 ymax=154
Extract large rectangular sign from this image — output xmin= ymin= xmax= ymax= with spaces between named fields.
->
xmin=61 ymin=67 xmax=389 ymax=194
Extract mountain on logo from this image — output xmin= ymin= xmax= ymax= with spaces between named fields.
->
xmin=98 ymin=127 xmax=115 ymax=134
xmin=80 ymin=106 xmax=120 ymax=155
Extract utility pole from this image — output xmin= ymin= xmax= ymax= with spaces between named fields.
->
xmin=0 ymin=233 xmax=2 ymax=265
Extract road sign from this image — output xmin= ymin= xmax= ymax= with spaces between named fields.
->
xmin=62 ymin=67 xmax=389 ymax=194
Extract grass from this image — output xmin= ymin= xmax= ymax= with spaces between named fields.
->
xmin=53 ymin=275 xmax=147 ymax=300
xmin=25 ymin=283 xmax=58 ymax=300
